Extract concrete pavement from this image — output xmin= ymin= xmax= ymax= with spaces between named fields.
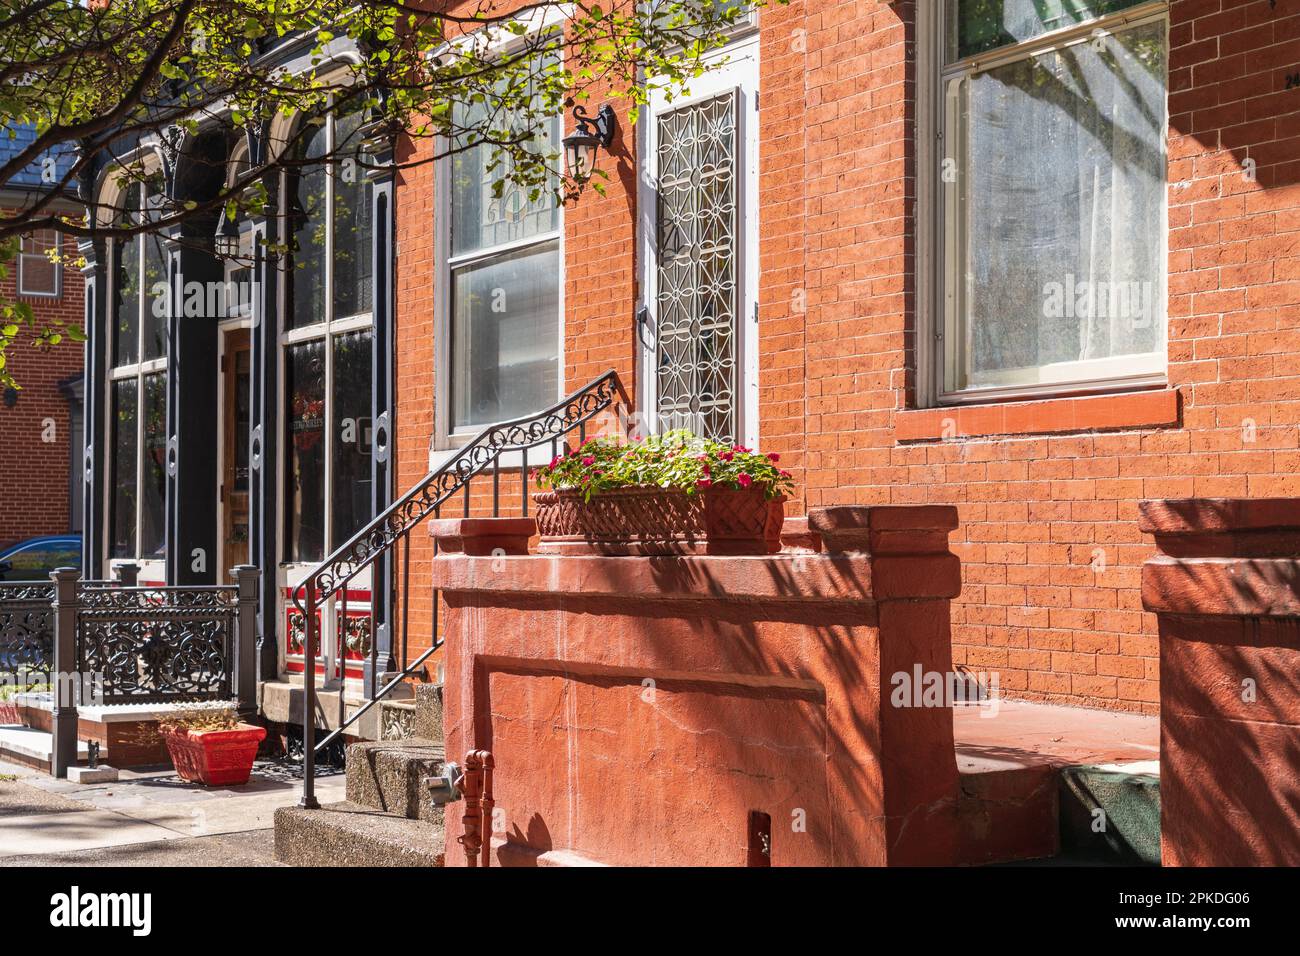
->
xmin=0 ymin=756 xmax=345 ymax=866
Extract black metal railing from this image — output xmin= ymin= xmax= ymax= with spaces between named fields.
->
xmin=46 ymin=565 xmax=260 ymax=777
xmin=294 ymin=369 xmax=627 ymax=808
xmin=1 ymin=565 xmax=141 ymax=691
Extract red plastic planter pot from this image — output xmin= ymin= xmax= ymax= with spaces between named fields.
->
xmin=162 ymin=723 xmax=267 ymax=786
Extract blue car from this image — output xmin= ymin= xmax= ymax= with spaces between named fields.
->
xmin=0 ymin=534 xmax=81 ymax=581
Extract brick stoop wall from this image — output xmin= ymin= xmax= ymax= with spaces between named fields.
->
xmin=0 ymin=226 xmax=83 ymax=547
xmin=389 ymin=0 xmax=1300 ymax=715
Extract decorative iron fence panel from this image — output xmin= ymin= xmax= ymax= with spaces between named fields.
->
xmin=0 ymin=582 xmax=54 ymax=686
xmin=76 ymin=585 xmax=237 ymax=705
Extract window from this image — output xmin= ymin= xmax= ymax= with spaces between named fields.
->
xmin=445 ymin=53 xmax=562 ymax=433
xmin=282 ymin=108 xmax=374 ymax=564
xmin=936 ymin=1 xmax=1167 ymax=401
xmin=108 ymin=183 xmax=168 ymax=560
xmin=18 ymin=229 xmax=61 ymax=297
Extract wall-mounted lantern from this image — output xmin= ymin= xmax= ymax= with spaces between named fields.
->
xmin=213 ymin=205 xmax=241 ymax=260
xmin=562 ymin=104 xmax=617 ymax=183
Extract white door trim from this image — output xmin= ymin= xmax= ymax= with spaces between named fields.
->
xmin=636 ymin=36 xmax=760 ymax=449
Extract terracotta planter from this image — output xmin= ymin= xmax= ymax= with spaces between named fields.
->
xmin=162 ymin=723 xmax=266 ymax=786
xmin=535 ymin=486 xmax=785 ymax=556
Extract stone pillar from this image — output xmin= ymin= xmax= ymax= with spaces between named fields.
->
xmin=1140 ymin=497 xmax=1300 ymax=866
xmin=433 ymin=505 xmax=963 ymax=867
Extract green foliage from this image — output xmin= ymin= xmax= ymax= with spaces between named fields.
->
xmin=534 ymin=429 xmax=795 ymax=501
xmin=0 ymin=0 xmax=782 ymax=386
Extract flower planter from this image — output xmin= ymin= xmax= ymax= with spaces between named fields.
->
xmin=0 ymin=701 xmax=18 ymax=726
xmin=535 ymin=486 xmax=785 ymax=556
xmin=162 ymin=723 xmax=266 ymax=786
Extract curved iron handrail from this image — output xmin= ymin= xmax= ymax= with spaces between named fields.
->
xmin=295 ymin=369 xmax=627 ymax=808
xmin=291 ymin=368 xmax=624 ymax=616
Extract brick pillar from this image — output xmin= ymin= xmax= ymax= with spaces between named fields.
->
xmin=1140 ymin=498 xmax=1300 ymax=866
xmin=433 ymin=505 xmax=963 ymax=867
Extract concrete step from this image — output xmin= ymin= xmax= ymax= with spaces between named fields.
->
xmin=273 ymin=801 xmax=445 ymax=867
xmin=957 ymin=759 xmax=1059 ymax=865
xmin=1059 ymin=762 xmax=1160 ymax=865
xmin=345 ymin=738 xmax=446 ymax=822
xmin=413 ymin=684 xmax=443 ymax=742
xmin=0 ymin=725 xmax=89 ymax=772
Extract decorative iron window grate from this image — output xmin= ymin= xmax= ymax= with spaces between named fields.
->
xmin=654 ymin=89 xmax=740 ymax=444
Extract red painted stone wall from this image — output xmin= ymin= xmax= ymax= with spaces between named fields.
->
xmin=391 ymin=0 xmax=1300 ymax=714
xmin=0 ymin=227 xmax=84 ymax=548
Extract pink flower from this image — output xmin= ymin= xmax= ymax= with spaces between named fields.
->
xmin=767 ymin=452 xmax=780 ymax=462
xmin=702 ymin=463 xmax=711 ymax=475
xmin=549 ymin=455 xmax=562 ymax=468
xmin=780 ymin=469 xmax=792 ymax=479
xmin=719 ymin=451 xmax=734 ymax=462
xmin=696 ymin=478 xmax=712 ymax=488
xmin=582 ymin=456 xmax=596 ymax=466
xmin=737 ymin=473 xmax=753 ymax=488
xmin=733 ymin=445 xmax=750 ymax=454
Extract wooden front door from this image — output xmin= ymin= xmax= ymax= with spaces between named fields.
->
xmin=221 ymin=329 xmax=252 ymax=577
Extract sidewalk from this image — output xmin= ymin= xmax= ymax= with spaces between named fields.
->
xmin=0 ymin=757 xmax=345 ymax=867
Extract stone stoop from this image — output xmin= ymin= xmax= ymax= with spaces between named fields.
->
xmin=955 ymin=758 xmax=1162 ymax=866
xmin=345 ymin=738 xmax=446 ymax=823
xmin=274 ymin=736 xmax=447 ymax=867
xmin=1058 ymin=764 xmax=1160 ymax=865
xmin=274 ymin=801 xmax=445 ymax=867
xmin=412 ymin=684 xmax=443 ymax=742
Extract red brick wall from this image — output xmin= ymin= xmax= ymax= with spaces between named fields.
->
xmin=0 ymin=228 xmax=84 ymax=547
xmin=392 ymin=0 xmax=1300 ymax=714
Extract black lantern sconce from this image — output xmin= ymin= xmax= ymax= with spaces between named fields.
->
xmin=562 ymin=104 xmax=617 ymax=183
xmin=213 ymin=204 xmax=242 ymax=261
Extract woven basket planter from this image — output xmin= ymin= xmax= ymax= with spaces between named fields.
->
xmin=535 ymin=486 xmax=785 ymax=556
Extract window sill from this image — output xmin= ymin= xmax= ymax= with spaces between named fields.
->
xmin=895 ymin=389 xmax=1180 ymax=442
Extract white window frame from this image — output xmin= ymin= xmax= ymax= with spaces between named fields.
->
xmin=918 ymin=0 xmax=1169 ymax=408
xmin=635 ymin=32 xmax=760 ymax=449
xmin=433 ymin=23 xmax=567 ymax=450
xmin=17 ymin=228 xmax=61 ymax=298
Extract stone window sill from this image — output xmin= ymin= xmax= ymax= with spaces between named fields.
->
xmin=895 ymin=389 xmax=1179 ymax=442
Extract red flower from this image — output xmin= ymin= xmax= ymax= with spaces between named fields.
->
xmin=702 ymin=463 xmax=711 ymax=475
xmin=719 ymin=451 xmax=734 ymax=462
xmin=734 ymin=445 xmax=751 ymax=453
xmin=737 ymin=473 xmax=753 ymax=488
xmin=549 ymin=455 xmax=562 ymax=468
xmin=767 ymin=452 xmax=780 ymax=462
xmin=696 ymin=478 xmax=712 ymax=488
xmin=780 ymin=469 xmax=792 ymax=478
xmin=582 ymin=456 xmax=596 ymax=466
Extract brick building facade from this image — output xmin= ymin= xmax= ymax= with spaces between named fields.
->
xmin=70 ymin=0 xmax=1299 ymax=718
xmin=0 ymin=223 xmax=85 ymax=549
xmin=384 ymin=0 xmax=1299 ymax=715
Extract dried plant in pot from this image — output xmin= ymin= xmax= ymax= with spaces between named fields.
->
xmin=533 ymin=430 xmax=794 ymax=555
xmin=156 ymin=702 xmax=266 ymax=787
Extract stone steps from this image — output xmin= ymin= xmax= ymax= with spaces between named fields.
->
xmin=274 ymin=801 xmax=445 ymax=867
xmin=957 ymin=757 xmax=1161 ymax=866
xmin=272 ymin=684 xmax=448 ymax=865
xmin=345 ymin=738 xmax=446 ymax=823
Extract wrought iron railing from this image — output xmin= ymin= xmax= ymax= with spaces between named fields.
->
xmin=1 ymin=565 xmax=141 ymax=691
xmin=46 ymin=565 xmax=260 ymax=777
xmin=0 ymin=582 xmax=55 ymax=687
xmin=75 ymin=584 xmax=239 ymax=704
xmin=294 ymin=369 xmax=628 ymax=808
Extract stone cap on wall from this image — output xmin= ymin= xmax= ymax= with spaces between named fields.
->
xmin=1140 ymin=497 xmax=1300 ymax=618
xmin=428 ymin=505 xmax=961 ymax=605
